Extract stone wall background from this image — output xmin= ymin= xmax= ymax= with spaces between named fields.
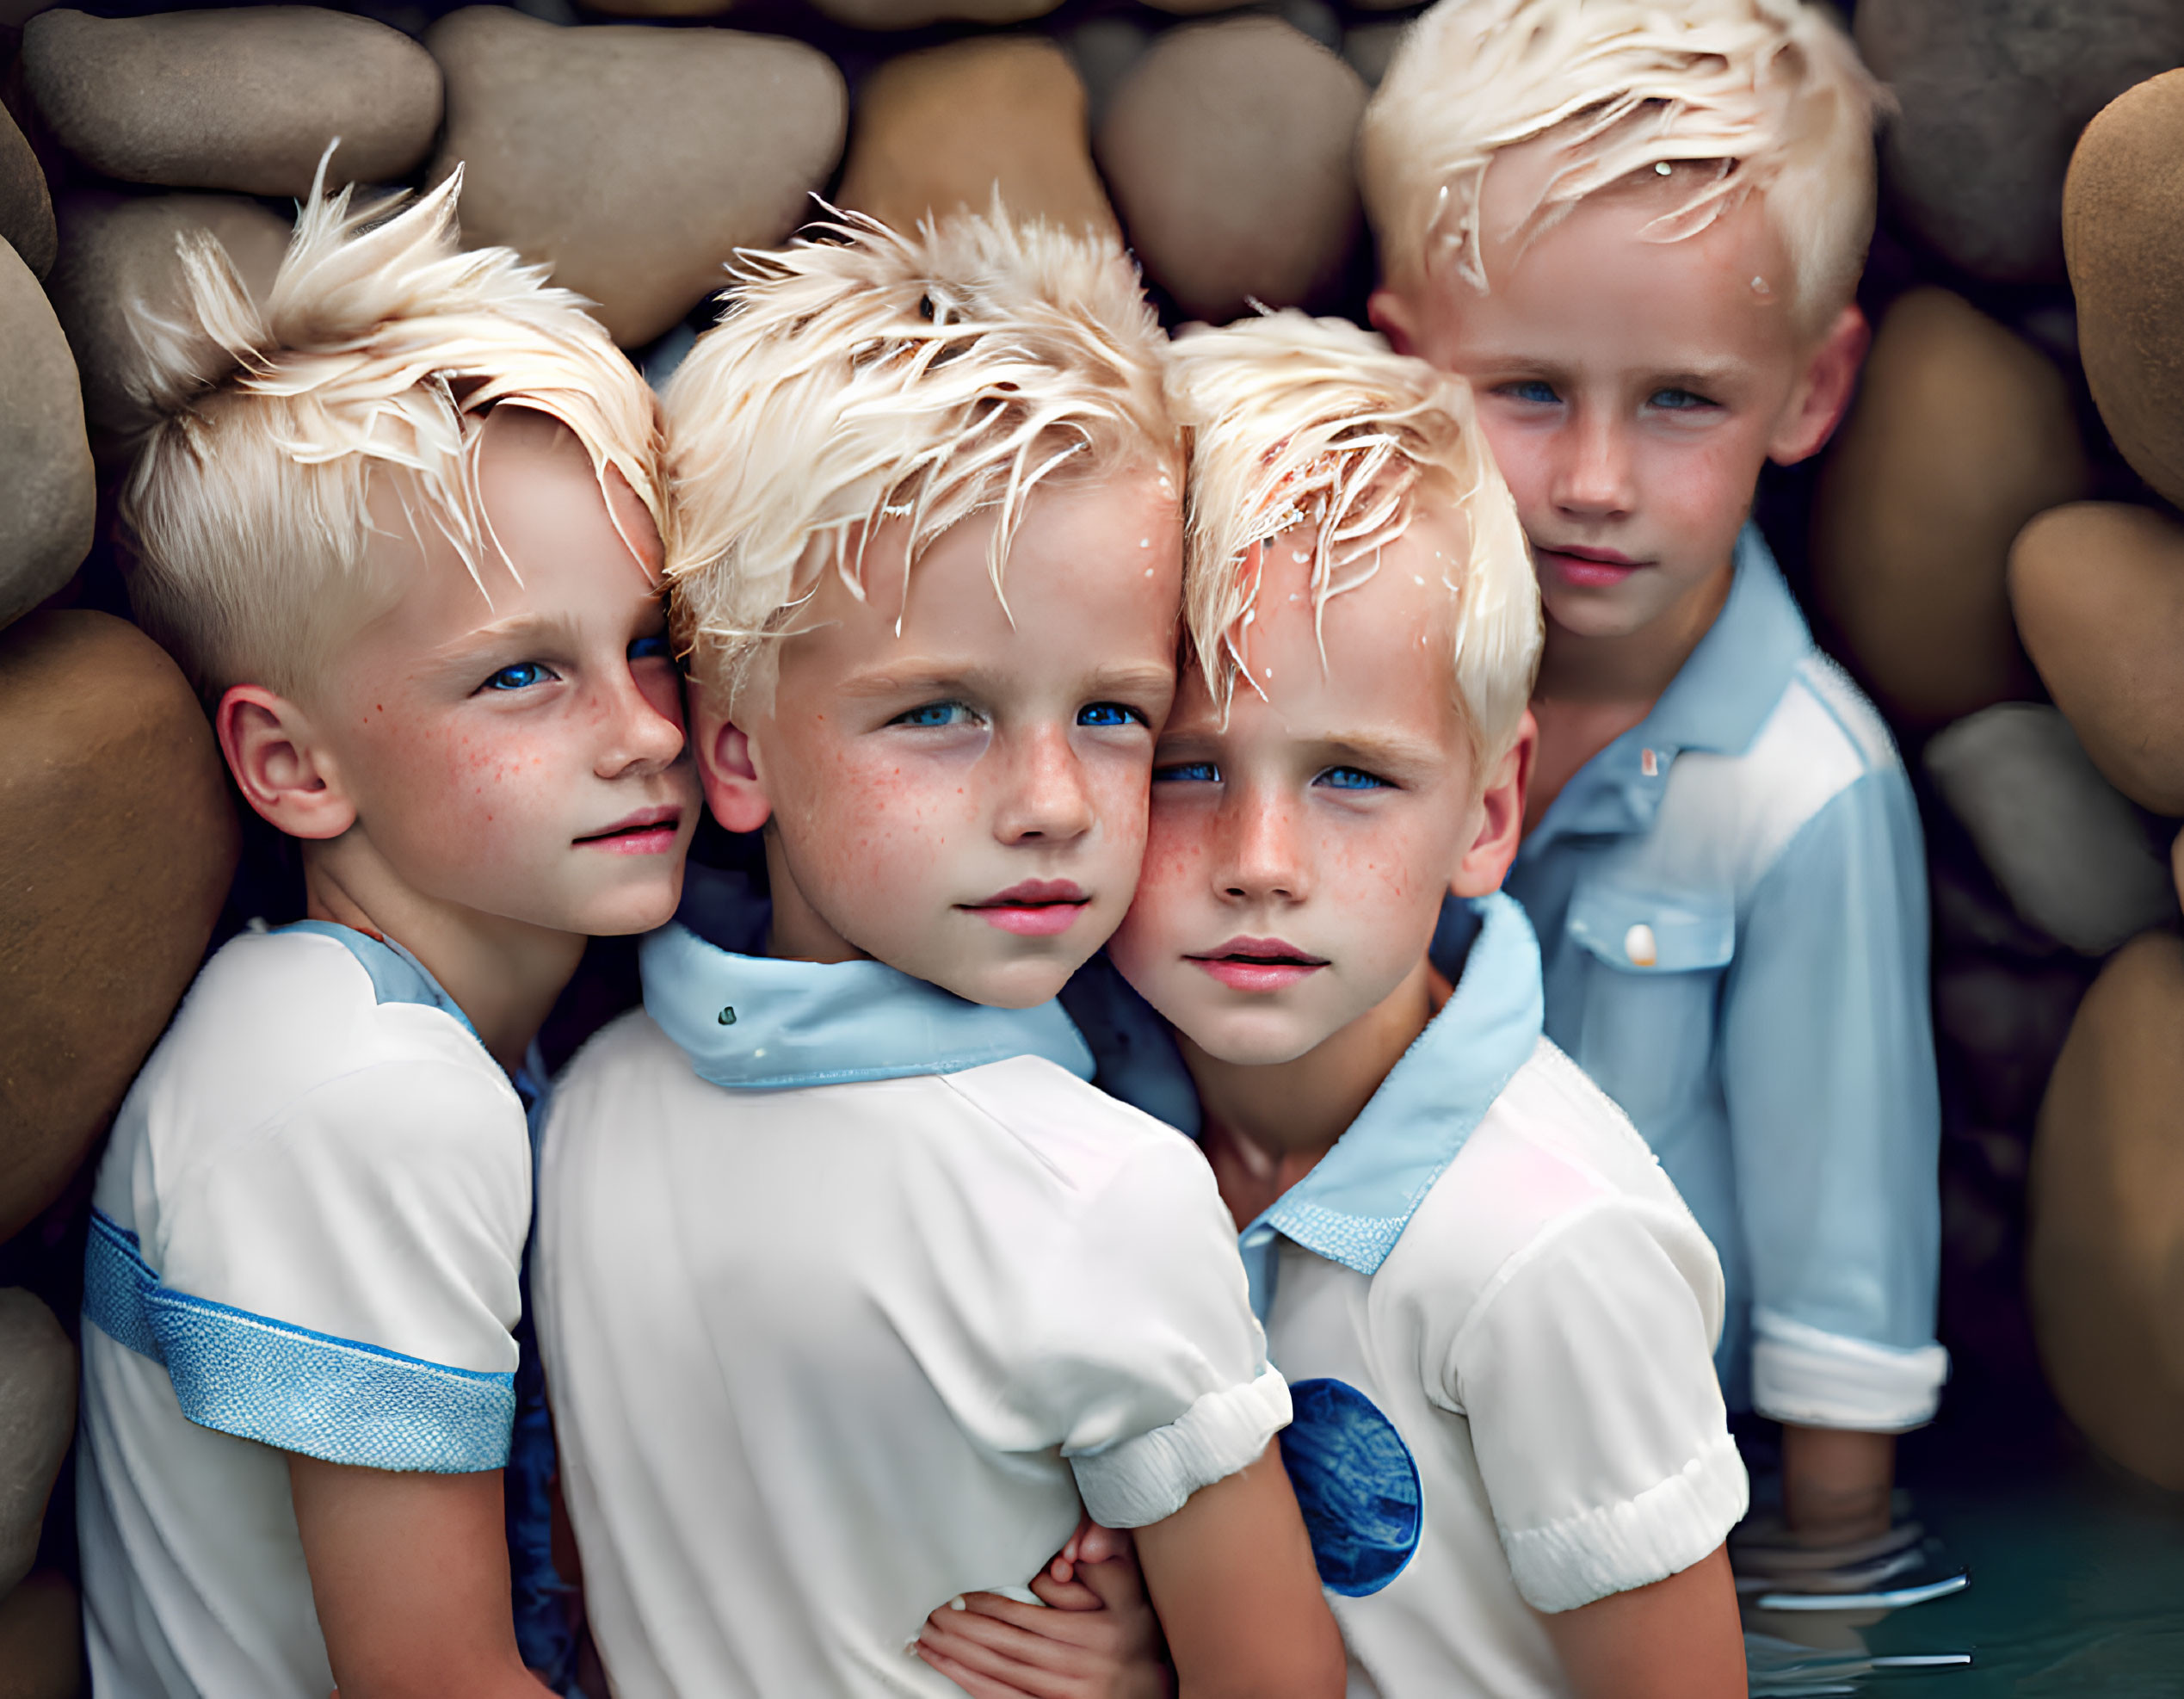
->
xmin=3 ymin=0 xmax=2184 ymax=1688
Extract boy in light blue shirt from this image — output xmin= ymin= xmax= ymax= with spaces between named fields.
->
xmin=1361 ymin=0 xmax=1944 ymax=1545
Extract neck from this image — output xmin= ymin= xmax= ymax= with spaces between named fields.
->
xmin=760 ymin=829 xmax=867 ymax=965
xmin=1534 ymin=556 xmax=1735 ymax=709
xmin=301 ymin=837 xmax=583 ymax=1076
xmin=1182 ymin=956 xmax=1438 ymax=1186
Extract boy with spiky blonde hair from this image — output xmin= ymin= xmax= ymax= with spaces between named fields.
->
xmin=1008 ymin=311 xmax=1745 ymax=1699
xmin=80 ymin=164 xmax=698 ymax=1699
xmin=533 ymin=210 xmax=1343 ymax=1699
xmin=1360 ymin=0 xmax=1945 ymax=1548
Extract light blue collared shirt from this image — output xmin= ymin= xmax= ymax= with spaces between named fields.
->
xmin=1502 ymin=526 xmax=1946 ymax=1429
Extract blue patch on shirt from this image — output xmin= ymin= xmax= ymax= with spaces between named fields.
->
xmin=1279 ymin=1378 xmax=1422 ymax=1597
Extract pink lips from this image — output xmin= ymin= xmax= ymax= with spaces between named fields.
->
xmin=1187 ymin=936 xmax=1330 ymax=993
xmin=576 ymin=806 xmax=683 ymax=856
xmin=962 ymin=880 xmax=1091 ymax=937
xmin=1541 ymin=544 xmax=1644 ymax=590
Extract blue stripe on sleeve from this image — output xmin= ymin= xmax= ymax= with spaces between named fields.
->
xmin=85 ymin=1208 xmax=515 ymax=1473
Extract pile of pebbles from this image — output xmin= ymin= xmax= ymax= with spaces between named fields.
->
xmin=3 ymin=1 xmax=2184 ymax=1686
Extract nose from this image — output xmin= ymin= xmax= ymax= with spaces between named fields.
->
xmin=1215 ymin=783 xmax=1309 ymax=906
xmin=993 ymin=722 xmax=1096 ymax=846
xmin=593 ymin=660 xmax=688 ymax=780
xmin=1552 ymin=401 xmax=1638 ymax=522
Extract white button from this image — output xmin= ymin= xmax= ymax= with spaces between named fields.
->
xmin=1641 ymin=747 xmax=1659 ymax=777
xmin=1624 ymin=923 xmax=1658 ymax=967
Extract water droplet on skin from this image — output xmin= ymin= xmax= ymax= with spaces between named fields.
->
xmin=1139 ymin=538 xmax=1151 ymax=548
xmin=1293 ymin=549 xmax=1311 ymax=563
xmin=1654 ymin=160 xmax=1672 ymax=176
xmin=1414 ymin=575 xmax=1427 ymax=585
xmin=1144 ymin=565 xmax=1156 ymax=577
xmin=1263 ymin=666 xmax=1274 ymax=678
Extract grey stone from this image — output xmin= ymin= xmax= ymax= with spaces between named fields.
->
xmin=1927 ymin=703 xmax=2177 ymax=956
xmin=0 ymin=1291 xmax=71 ymax=1602
xmin=1344 ymin=21 xmax=1410 ymax=90
xmin=426 ymin=8 xmax=847 ymax=348
xmin=0 ymin=105 xmax=55 ymax=281
xmin=1095 ymin=17 xmax=1366 ymax=322
xmin=1061 ymin=16 xmax=1148 ymax=131
xmin=46 ymin=190 xmax=290 ymax=466
xmin=1856 ymin=0 xmax=2184 ymax=283
xmin=0 ymin=238 xmax=92 ymax=633
xmin=22 ymin=7 xmax=442 ymax=196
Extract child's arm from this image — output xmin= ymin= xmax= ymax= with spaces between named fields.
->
xmin=289 ymin=1456 xmax=554 ymax=1699
xmin=1537 ymin=1544 xmax=1743 ymax=1699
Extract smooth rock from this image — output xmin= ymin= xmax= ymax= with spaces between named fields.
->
xmin=2028 ymin=930 xmax=2184 ymax=1487
xmin=2065 ymin=68 xmax=2184 ymax=510
xmin=46 ymin=190 xmax=290 ymax=466
xmin=0 ymin=239 xmax=93 ymax=633
xmin=838 ymin=40 xmax=1115 ymax=241
xmin=0 ymin=613 xmax=238 ymax=1244
xmin=1855 ymin=0 xmax=2184 ymax=283
xmin=0 ymin=106 xmax=55 ymax=281
xmin=2011 ymin=501 xmax=2184 ymax=815
xmin=1927 ymin=704 xmax=2175 ymax=955
xmin=22 ymin=8 xmax=441 ymax=196
xmin=1095 ymin=17 xmax=1366 ymax=322
xmin=0 ymin=1292 xmax=72 ymax=1602
xmin=1344 ymin=22 xmax=1410 ymax=90
xmin=427 ymin=9 xmax=846 ymax=348
xmin=1809 ymin=287 xmax=2088 ymax=728
xmin=0 ymin=1572 xmax=82 ymax=1698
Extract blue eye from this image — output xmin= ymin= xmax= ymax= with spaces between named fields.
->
xmin=1502 ymin=380 xmax=1561 ymax=406
xmin=483 ymin=661 xmax=551 ymax=692
xmin=891 ymin=701 xmax=975 ymax=728
xmin=1650 ymin=387 xmax=1712 ymax=411
xmin=1078 ymin=702 xmax=1147 ymax=728
xmin=1317 ymin=766 xmax=1389 ymax=791
xmin=1155 ymin=761 xmax=1220 ymax=784
xmin=628 ymin=633 xmax=669 ymax=662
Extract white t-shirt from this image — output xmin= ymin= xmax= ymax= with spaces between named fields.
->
xmin=1076 ymin=893 xmax=1747 ymax=1699
xmin=534 ymin=917 xmax=1290 ymax=1699
xmin=77 ymin=923 xmax=530 ymax=1699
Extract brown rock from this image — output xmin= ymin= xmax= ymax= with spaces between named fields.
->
xmin=22 ymin=8 xmax=441 ymax=196
xmin=0 ymin=105 xmax=55 ymax=281
xmin=0 ymin=612 xmax=238 ymax=1244
xmin=0 ymin=1292 xmax=72 ymax=1601
xmin=838 ymin=40 xmax=1115 ymax=242
xmin=2065 ymin=68 xmax=2184 ymax=510
xmin=0 ymin=1572 xmax=83 ymax=1699
xmin=2028 ymin=930 xmax=2184 ymax=1487
xmin=1095 ymin=17 xmax=1366 ymax=322
xmin=0 ymin=238 xmax=93 ymax=633
xmin=427 ymin=9 xmax=847 ymax=348
xmin=46 ymin=190 xmax=290 ymax=467
xmin=1810 ymin=287 xmax=2088 ymax=728
xmin=1856 ymin=0 xmax=2184 ymax=284
xmin=2010 ymin=500 xmax=2184 ymax=815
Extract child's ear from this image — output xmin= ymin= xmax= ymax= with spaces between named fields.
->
xmin=1368 ymin=288 xmax=1421 ymax=358
xmin=1769 ymin=305 xmax=1871 ymax=467
xmin=215 ymin=685 xmax=356 ymax=841
xmin=694 ymin=699 xmax=774 ymax=835
xmin=1452 ymin=710 xmax=1537 ymax=899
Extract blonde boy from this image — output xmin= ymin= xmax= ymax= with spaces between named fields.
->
xmin=532 ymin=211 xmax=1344 ymax=1699
xmin=1024 ymin=312 xmax=1747 ymax=1698
xmin=79 ymin=169 xmax=697 ymax=1697
xmin=1362 ymin=0 xmax=1945 ymax=1543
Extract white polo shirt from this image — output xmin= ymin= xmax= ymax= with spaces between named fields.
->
xmin=1077 ymin=894 xmax=1748 ymax=1699
xmin=534 ymin=883 xmax=1290 ymax=1699
xmin=77 ymin=922 xmax=529 ymax=1699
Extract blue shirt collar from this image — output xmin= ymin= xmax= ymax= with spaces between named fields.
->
xmin=1522 ymin=524 xmax=1811 ymax=850
xmin=641 ymin=868 xmax=1094 ymax=1091
xmin=1234 ymin=891 xmax=1545 ymax=1315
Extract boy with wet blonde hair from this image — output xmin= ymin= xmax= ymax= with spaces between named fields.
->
xmin=999 ymin=310 xmax=1747 ymax=1699
xmin=1361 ymin=0 xmax=1943 ymax=1553
xmin=534 ymin=210 xmax=1343 ymax=1699
xmin=81 ymin=164 xmax=698 ymax=1698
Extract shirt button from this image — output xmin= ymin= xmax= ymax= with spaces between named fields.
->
xmin=1641 ymin=747 xmax=1660 ymax=777
xmin=1624 ymin=923 xmax=1658 ymax=967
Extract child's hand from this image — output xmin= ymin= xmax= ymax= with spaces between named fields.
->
xmin=915 ymin=1520 xmax=1172 ymax=1699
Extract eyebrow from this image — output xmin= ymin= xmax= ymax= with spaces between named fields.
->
xmin=837 ymin=660 xmax=1175 ymax=701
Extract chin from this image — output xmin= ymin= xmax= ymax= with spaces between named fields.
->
xmin=1167 ymin=1001 xmax=1334 ymax=1069
xmin=570 ymin=872 xmax=688 ymax=938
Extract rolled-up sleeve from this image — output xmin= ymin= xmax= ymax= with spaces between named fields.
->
xmin=1722 ymin=769 xmax=1947 ymax=1430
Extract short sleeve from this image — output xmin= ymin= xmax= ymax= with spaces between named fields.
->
xmin=1451 ymin=1201 xmax=1748 ymax=1614
xmin=150 ymin=1059 xmax=530 ymax=1472
xmin=1723 ymin=769 xmax=1948 ymax=1429
xmin=1019 ymin=1133 xmax=1291 ymax=1529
